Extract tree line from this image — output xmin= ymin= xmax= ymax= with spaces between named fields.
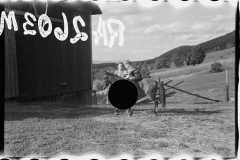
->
xmin=154 ymin=46 xmax=206 ymax=68
xmin=154 ymin=43 xmax=234 ymax=69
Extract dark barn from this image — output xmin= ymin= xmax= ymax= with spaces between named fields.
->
xmin=4 ymin=1 xmax=102 ymax=104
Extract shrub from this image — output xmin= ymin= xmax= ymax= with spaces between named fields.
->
xmin=185 ymin=46 xmax=206 ymax=66
xmin=210 ymin=62 xmax=225 ymax=73
xmin=148 ymin=66 xmax=153 ymax=71
xmin=225 ymin=43 xmax=235 ymax=49
xmin=154 ymin=57 xmax=160 ymax=69
xmin=171 ymin=54 xmax=185 ymax=67
xmin=154 ymin=57 xmax=171 ymax=69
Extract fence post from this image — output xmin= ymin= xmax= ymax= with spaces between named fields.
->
xmin=92 ymin=90 xmax=96 ymax=105
xmin=106 ymin=90 xmax=109 ymax=105
xmin=226 ymin=69 xmax=229 ymax=102
xmin=106 ymin=96 xmax=109 ymax=105
xmin=158 ymin=78 xmax=166 ymax=108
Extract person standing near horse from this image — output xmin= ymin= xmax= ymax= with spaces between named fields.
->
xmin=124 ymin=60 xmax=143 ymax=98
xmin=114 ymin=62 xmax=128 ymax=79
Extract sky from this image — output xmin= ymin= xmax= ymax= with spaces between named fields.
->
xmin=91 ymin=1 xmax=237 ymax=62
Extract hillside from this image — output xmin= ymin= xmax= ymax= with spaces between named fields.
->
xmin=93 ymin=60 xmax=113 ymax=64
xmin=93 ymin=30 xmax=235 ymax=70
xmin=198 ymin=31 xmax=235 ymax=52
xmin=92 ymin=62 xmax=117 ymax=69
xmin=154 ymin=30 xmax=235 ymax=63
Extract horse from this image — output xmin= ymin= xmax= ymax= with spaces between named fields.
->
xmin=102 ymin=71 xmax=166 ymax=116
xmin=92 ymin=82 xmax=111 ymax=105
xmin=95 ymin=85 xmax=110 ymax=96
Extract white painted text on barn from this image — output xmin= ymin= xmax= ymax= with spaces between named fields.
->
xmin=0 ymin=11 xmax=125 ymax=47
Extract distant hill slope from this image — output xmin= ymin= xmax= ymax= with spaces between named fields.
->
xmin=146 ymin=45 xmax=192 ymax=64
xmin=198 ymin=30 xmax=235 ymax=51
xmin=153 ymin=30 xmax=235 ymax=63
xmin=93 ymin=30 xmax=235 ymax=69
xmin=92 ymin=62 xmax=117 ymax=69
xmin=93 ymin=60 xmax=113 ymax=64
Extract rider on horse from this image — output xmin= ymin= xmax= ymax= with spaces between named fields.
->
xmin=124 ymin=60 xmax=143 ymax=97
xmin=114 ymin=62 xmax=128 ymax=79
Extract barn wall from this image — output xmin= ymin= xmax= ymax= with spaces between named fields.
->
xmin=4 ymin=2 xmax=93 ymax=104
xmin=5 ymin=25 xmax=19 ymax=98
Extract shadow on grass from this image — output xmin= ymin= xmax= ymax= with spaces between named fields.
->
xmin=158 ymin=108 xmax=223 ymax=115
xmin=5 ymin=102 xmax=116 ymax=121
xmin=193 ymin=101 xmax=221 ymax=104
xmin=138 ymin=91 xmax=176 ymax=104
xmin=132 ymin=108 xmax=223 ymax=116
xmin=165 ymin=91 xmax=176 ymax=98
xmin=156 ymin=91 xmax=176 ymax=99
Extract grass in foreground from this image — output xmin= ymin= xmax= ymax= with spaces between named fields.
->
xmin=4 ymin=101 xmax=235 ymax=157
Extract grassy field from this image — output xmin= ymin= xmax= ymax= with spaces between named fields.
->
xmin=150 ymin=47 xmax=235 ymax=80
xmin=4 ymin=48 xmax=236 ymax=158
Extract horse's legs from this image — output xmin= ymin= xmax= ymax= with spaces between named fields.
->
xmin=154 ymin=99 xmax=159 ymax=113
xmin=148 ymin=94 xmax=158 ymax=115
xmin=127 ymin=108 xmax=133 ymax=117
xmin=158 ymin=81 xmax=166 ymax=110
xmin=115 ymin=108 xmax=118 ymax=115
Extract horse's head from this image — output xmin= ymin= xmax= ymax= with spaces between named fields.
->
xmin=102 ymin=71 xmax=122 ymax=90
xmin=102 ymin=71 xmax=112 ymax=90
